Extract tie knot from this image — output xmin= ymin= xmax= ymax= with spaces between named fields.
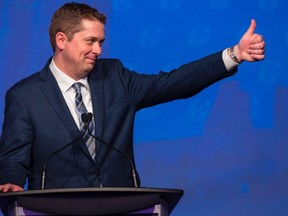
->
xmin=73 ymin=82 xmax=82 ymax=94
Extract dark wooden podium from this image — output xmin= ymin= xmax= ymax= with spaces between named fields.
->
xmin=0 ymin=187 xmax=183 ymax=215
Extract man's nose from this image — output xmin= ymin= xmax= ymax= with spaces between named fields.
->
xmin=92 ymin=42 xmax=102 ymax=56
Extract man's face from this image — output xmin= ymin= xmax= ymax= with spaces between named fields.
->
xmin=60 ymin=19 xmax=105 ymax=80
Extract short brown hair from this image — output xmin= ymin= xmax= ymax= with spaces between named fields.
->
xmin=49 ymin=2 xmax=106 ymax=52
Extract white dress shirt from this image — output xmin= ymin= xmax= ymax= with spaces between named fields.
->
xmin=49 ymin=59 xmax=94 ymax=129
xmin=222 ymin=48 xmax=239 ymax=71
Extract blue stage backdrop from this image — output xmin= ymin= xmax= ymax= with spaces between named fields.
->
xmin=0 ymin=0 xmax=287 ymax=215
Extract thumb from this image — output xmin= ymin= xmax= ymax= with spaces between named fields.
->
xmin=245 ymin=19 xmax=256 ymax=35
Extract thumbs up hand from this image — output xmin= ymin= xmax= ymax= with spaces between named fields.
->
xmin=232 ymin=19 xmax=265 ymax=63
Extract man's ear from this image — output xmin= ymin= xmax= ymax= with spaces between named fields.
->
xmin=55 ymin=32 xmax=67 ymax=51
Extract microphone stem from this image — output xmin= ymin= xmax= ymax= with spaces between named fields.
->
xmin=132 ymin=171 xmax=138 ymax=188
xmin=41 ymin=169 xmax=46 ymax=189
xmin=83 ymin=112 xmax=139 ymax=187
xmin=40 ymin=135 xmax=84 ymax=189
xmin=89 ymin=132 xmax=139 ymax=188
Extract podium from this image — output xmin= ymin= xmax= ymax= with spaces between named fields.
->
xmin=0 ymin=187 xmax=183 ymax=216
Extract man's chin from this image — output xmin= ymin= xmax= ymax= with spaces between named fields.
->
xmin=86 ymin=58 xmax=97 ymax=65
xmin=86 ymin=61 xmax=96 ymax=68
xmin=82 ymin=65 xmax=95 ymax=76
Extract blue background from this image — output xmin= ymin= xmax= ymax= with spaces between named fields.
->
xmin=0 ymin=0 xmax=287 ymax=215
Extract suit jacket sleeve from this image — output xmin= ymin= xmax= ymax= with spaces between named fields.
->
xmin=0 ymin=87 xmax=33 ymax=186
xmin=114 ymin=51 xmax=235 ymax=110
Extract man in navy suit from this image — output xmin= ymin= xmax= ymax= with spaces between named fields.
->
xmin=0 ymin=2 xmax=265 ymax=192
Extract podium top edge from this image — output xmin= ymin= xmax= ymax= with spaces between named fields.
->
xmin=0 ymin=187 xmax=184 ymax=197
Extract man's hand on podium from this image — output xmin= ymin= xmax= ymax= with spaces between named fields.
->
xmin=0 ymin=183 xmax=24 ymax=192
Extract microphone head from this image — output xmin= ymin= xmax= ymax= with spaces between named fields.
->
xmin=86 ymin=112 xmax=93 ymax=122
xmin=81 ymin=113 xmax=87 ymax=124
xmin=81 ymin=112 xmax=93 ymax=124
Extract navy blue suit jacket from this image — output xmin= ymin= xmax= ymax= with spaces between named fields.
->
xmin=0 ymin=51 xmax=234 ymax=189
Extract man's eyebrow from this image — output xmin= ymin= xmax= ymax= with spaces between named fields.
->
xmin=85 ymin=36 xmax=105 ymax=42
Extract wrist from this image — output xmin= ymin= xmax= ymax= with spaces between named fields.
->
xmin=228 ymin=46 xmax=242 ymax=64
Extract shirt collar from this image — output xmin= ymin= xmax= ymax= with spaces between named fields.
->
xmin=49 ymin=58 xmax=90 ymax=92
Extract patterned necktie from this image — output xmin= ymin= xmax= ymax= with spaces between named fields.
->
xmin=73 ymin=82 xmax=96 ymax=159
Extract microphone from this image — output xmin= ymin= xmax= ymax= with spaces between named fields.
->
xmin=82 ymin=112 xmax=93 ymax=131
xmin=40 ymin=128 xmax=87 ymax=189
xmin=81 ymin=112 xmax=139 ymax=188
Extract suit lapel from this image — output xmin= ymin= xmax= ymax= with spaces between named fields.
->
xmin=88 ymin=64 xmax=108 ymax=165
xmin=38 ymin=63 xmax=93 ymax=161
xmin=89 ymin=73 xmax=104 ymax=140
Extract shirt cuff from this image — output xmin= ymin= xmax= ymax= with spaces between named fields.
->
xmin=222 ymin=48 xmax=239 ymax=72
